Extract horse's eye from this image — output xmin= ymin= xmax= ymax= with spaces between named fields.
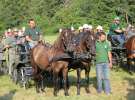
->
xmin=65 ymin=32 xmax=68 ymax=37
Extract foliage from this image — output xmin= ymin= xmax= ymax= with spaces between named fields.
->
xmin=0 ymin=0 xmax=135 ymax=34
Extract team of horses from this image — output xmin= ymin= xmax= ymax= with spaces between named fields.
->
xmin=30 ymin=25 xmax=135 ymax=96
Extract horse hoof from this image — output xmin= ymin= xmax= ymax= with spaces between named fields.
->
xmin=41 ymin=89 xmax=45 ymax=93
xmin=85 ymin=88 xmax=90 ymax=94
xmin=53 ymin=92 xmax=57 ymax=96
xmin=36 ymin=89 xmax=40 ymax=93
xmin=65 ymin=93 xmax=69 ymax=96
xmin=129 ymin=71 xmax=133 ymax=75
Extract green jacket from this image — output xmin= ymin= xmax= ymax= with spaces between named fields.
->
xmin=109 ymin=23 xmax=121 ymax=35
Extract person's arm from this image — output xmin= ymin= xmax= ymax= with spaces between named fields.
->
xmin=108 ymin=51 xmax=112 ymax=68
xmin=114 ymin=29 xmax=123 ymax=33
xmin=107 ymin=41 xmax=112 ymax=68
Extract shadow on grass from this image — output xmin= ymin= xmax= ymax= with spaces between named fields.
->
xmin=124 ymin=77 xmax=135 ymax=100
xmin=41 ymin=72 xmax=97 ymax=94
xmin=0 ymin=89 xmax=17 ymax=100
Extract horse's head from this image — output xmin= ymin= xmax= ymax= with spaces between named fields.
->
xmin=58 ymin=29 xmax=74 ymax=51
xmin=85 ymin=32 xmax=96 ymax=56
xmin=66 ymin=32 xmax=96 ymax=57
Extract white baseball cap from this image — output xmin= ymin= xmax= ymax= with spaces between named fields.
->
xmin=96 ymin=25 xmax=103 ymax=30
xmin=83 ymin=24 xmax=89 ymax=29
xmin=71 ymin=26 xmax=75 ymax=31
xmin=78 ymin=26 xmax=83 ymax=30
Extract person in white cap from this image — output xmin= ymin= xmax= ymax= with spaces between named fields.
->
xmin=78 ymin=26 xmax=83 ymax=33
xmin=83 ymin=24 xmax=92 ymax=33
xmin=96 ymin=25 xmax=104 ymax=40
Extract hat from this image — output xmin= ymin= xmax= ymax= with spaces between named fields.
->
xmin=96 ymin=25 xmax=103 ymax=30
xmin=59 ymin=28 xmax=62 ymax=33
xmin=7 ymin=28 xmax=12 ymax=33
xmin=78 ymin=26 xmax=83 ymax=30
xmin=71 ymin=26 xmax=75 ymax=31
xmin=83 ymin=24 xmax=89 ymax=29
xmin=114 ymin=16 xmax=120 ymax=20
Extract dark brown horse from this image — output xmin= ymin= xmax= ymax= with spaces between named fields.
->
xmin=65 ymin=30 xmax=96 ymax=95
xmin=125 ymin=35 xmax=135 ymax=73
xmin=30 ymin=31 xmax=72 ymax=96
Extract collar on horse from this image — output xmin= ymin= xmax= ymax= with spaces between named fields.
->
xmin=128 ymin=50 xmax=135 ymax=55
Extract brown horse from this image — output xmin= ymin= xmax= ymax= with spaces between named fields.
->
xmin=30 ymin=31 xmax=72 ymax=96
xmin=65 ymin=30 xmax=96 ymax=95
xmin=125 ymin=35 xmax=135 ymax=73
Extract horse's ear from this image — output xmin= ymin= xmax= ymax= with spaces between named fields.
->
xmin=38 ymin=40 xmax=44 ymax=45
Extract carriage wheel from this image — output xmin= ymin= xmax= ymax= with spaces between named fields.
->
xmin=1 ymin=60 xmax=8 ymax=74
xmin=23 ymin=76 xmax=29 ymax=89
xmin=19 ymin=68 xmax=29 ymax=89
xmin=112 ymin=52 xmax=120 ymax=68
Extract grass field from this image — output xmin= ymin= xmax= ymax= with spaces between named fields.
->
xmin=0 ymin=35 xmax=135 ymax=100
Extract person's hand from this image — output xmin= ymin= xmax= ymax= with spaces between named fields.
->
xmin=109 ymin=62 xmax=112 ymax=69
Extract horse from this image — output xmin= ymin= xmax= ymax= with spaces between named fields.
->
xmin=125 ymin=25 xmax=135 ymax=73
xmin=30 ymin=31 xmax=72 ymax=96
xmin=65 ymin=30 xmax=96 ymax=95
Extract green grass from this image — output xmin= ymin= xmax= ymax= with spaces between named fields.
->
xmin=0 ymin=35 xmax=135 ymax=100
xmin=0 ymin=68 xmax=135 ymax=100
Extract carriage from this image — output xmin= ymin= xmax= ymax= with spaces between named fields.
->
xmin=107 ymin=34 xmax=127 ymax=68
xmin=11 ymin=43 xmax=33 ymax=89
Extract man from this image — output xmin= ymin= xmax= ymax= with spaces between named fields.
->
xmin=4 ymin=29 xmax=17 ymax=75
xmin=96 ymin=32 xmax=112 ymax=95
xmin=109 ymin=17 xmax=125 ymax=47
xmin=24 ymin=19 xmax=43 ymax=49
xmin=96 ymin=25 xmax=103 ymax=40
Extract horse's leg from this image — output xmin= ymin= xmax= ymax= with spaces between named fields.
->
xmin=35 ymin=78 xmax=40 ymax=93
xmin=40 ymin=74 xmax=45 ymax=92
xmin=77 ymin=68 xmax=81 ymax=95
xmin=128 ymin=58 xmax=133 ymax=74
xmin=53 ymin=72 xmax=59 ymax=96
xmin=33 ymin=70 xmax=40 ymax=93
xmin=62 ymin=67 xmax=69 ymax=96
xmin=59 ymin=72 xmax=63 ymax=89
xmin=85 ymin=66 xmax=91 ymax=93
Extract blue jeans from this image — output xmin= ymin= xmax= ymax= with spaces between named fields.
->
xmin=96 ymin=63 xmax=111 ymax=94
xmin=111 ymin=35 xmax=125 ymax=47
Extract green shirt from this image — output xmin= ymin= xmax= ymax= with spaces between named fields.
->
xmin=109 ymin=23 xmax=121 ymax=35
xmin=96 ymin=40 xmax=111 ymax=64
xmin=24 ymin=27 xmax=41 ymax=41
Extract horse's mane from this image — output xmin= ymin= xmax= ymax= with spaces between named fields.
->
xmin=53 ymin=29 xmax=73 ymax=50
